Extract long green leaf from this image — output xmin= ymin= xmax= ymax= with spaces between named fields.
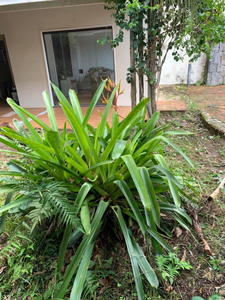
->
xmin=112 ymin=140 xmax=127 ymax=160
xmin=134 ymin=135 xmax=194 ymax=168
xmin=113 ymin=206 xmax=145 ymax=300
xmin=139 ymin=167 xmax=162 ymax=254
xmin=42 ymin=91 xmax=58 ymax=131
xmin=0 ymin=171 xmax=23 ymax=176
xmin=149 ymin=165 xmax=182 ymax=189
xmin=0 ymin=196 xmax=32 ymax=213
xmin=0 ymin=136 xmax=26 ymax=152
xmin=122 ymin=155 xmax=151 ymax=211
xmin=75 ymin=183 xmax=93 ymax=211
xmin=114 ymin=180 xmax=146 ymax=237
xmin=139 ymin=167 xmax=160 ymax=226
xmin=131 ymin=238 xmax=159 ymax=287
xmin=163 ymin=130 xmax=194 ymax=136
xmin=159 ymin=202 xmax=192 ymax=224
xmin=169 ymin=181 xmax=181 ymax=207
xmin=144 ymin=111 xmax=160 ymax=134
xmin=1 ymin=131 xmax=54 ymax=160
xmin=57 ymin=225 xmax=72 ymax=275
xmin=81 ymin=201 xmax=91 ymax=235
xmin=47 ymin=131 xmax=64 ymax=165
xmin=7 ymin=98 xmax=50 ymax=137
xmin=153 ymin=154 xmax=181 ymax=206
xmin=101 ymin=98 xmax=149 ymax=161
xmin=7 ymin=161 xmax=27 ymax=173
xmin=64 ymin=155 xmax=87 ymax=174
xmin=112 ymin=108 xmax=119 ymax=136
xmin=60 ymin=103 xmax=98 ymax=165
xmin=146 ymin=226 xmax=173 ymax=252
xmin=54 ymin=200 xmax=108 ymax=299
xmin=69 ymin=89 xmax=84 ymax=123
xmin=70 ymin=238 xmax=95 ymax=300
xmin=81 ymin=160 xmax=113 ymax=177
xmin=51 ymin=82 xmax=71 ymax=109
xmin=82 ymin=80 xmax=107 ymax=127
xmin=94 ymin=85 xmax=117 ymax=154
xmin=65 ymin=145 xmax=88 ymax=169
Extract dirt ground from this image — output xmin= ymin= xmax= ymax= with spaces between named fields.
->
xmin=158 ymin=110 xmax=225 ymax=299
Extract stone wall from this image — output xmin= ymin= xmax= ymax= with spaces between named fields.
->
xmin=206 ymin=42 xmax=225 ymax=86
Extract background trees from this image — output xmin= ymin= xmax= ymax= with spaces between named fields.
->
xmin=104 ymin=0 xmax=225 ymax=116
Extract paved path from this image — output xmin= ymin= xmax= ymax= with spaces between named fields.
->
xmin=186 ymin=85 xmax=225 ymax=136
xmin=0 ymin=91 xmax=186 ymax=129
xmin=186 ymin=85 xmax=225 ymax=122
xmin=0 ymin=84 xmax=224 ymax=131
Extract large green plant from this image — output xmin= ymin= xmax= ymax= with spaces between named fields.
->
xmin=0 ymin=80 xmax=193 ymax=299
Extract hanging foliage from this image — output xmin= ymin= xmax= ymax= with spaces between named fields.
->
xmin=104 ymin=0 xmax=225 ymax=115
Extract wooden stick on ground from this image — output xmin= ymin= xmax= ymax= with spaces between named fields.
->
xmin=193 ymin=210 xmax=212 ymax=256
xmin=208 ymin=177 xmax=225 ymax=201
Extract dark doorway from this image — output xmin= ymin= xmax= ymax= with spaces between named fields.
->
xmin=0 ymin=38 xmax=15 ymax=106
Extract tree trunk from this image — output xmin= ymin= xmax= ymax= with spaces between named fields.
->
xmin=130 ymin=31 xmax=136 ymax=109
xmin=147 ymin=6 xmax=157 ymax=117
xmin=138 ymin=17 xmax=144 ymax=102
xmin=139 ymin=73 xmax=144 ymax=102
xmin=147 ymin=83 xmax=157 ymax=117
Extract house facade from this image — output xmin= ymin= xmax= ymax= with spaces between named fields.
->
xmin=0 ymin=0 xmax=206 ymax=108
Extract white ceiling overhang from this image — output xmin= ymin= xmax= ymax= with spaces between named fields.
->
xmin=0 ymin=0 xmax=104 ymax=12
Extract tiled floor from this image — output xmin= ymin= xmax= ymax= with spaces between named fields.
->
xmin=3 ymin=84 xmax=225 ymax=129
xmin=0 ymin=94 xmax=187 ymax=129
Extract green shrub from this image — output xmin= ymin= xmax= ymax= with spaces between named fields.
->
xmin=0 ymin=80 xmax=193 ymax=299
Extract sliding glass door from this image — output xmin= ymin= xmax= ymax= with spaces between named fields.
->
xmin=43 ymin=27 xmax=114 ymax=106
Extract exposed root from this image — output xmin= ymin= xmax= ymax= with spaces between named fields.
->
xmin=193 ymin=210 xmax=212 ymax=256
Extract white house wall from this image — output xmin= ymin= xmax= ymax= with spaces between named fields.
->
xmin=160 ymin=51 xmax=207 ymax=85
xmin=0 ymin=3 xmax=206 ymax=108
xmin=0 ymin=3 xmax=131 ymax=107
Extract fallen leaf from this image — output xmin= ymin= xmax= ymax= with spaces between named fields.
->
xmin=175 ymin=227 xmax=182 ymax=238
xmin=99 ymin=277 xmax=112 ymax=288
xmin=0 ymin=266 xmax=6 ymax=275
xmin=219 ymin=289 xmax=225 ymax=297
xmin=181 ymin=249 xmax=186 ymax=262
xmin=203 ymin=271 xmax=214 ymax=281
xmin=165 ymin=284 xmax=173 ymax=292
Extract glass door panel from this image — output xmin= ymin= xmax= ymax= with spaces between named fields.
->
xmin=43 ymin=28 xmax=114 ymax=106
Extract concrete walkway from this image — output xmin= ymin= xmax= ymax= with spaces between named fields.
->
xmin=186 ymin=85 xmax=225 ymax=136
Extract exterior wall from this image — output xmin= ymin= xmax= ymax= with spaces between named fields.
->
xmin=206 ymin=42 xmax=225 ymax=86
xmin=160 ymin=51 xmax=207 ymax=85
xmin=0 ymin=2 xmax=206 ymax=108
xmin=0 ymin=3 xmax=131 ymax=107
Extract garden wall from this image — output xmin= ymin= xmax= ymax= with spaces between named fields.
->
xmin=206 ymin=42 xmax=225 ymax=86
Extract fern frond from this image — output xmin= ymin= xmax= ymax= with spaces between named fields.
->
xmin=47 ymin=191 xmax=81 ymax=229
xmin=36 ymin=182 xmax=82 ymax=230
xmin=28 ymin=200 xmax=53 ymax=232
xmin=82 ymin=270 xmax=99 ymax=299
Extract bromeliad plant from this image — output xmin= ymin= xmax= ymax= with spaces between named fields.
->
xmin=0 ymin=80 xmax=193 ymax=299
